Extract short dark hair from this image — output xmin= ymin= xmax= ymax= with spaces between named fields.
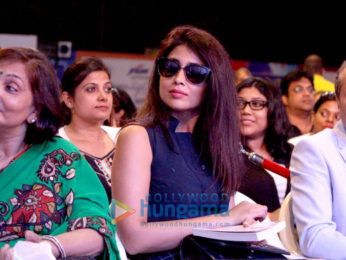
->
xmin=303 ymin=54 xmax=323 ymax=76
xmin=237 ymin=77 xmax=292 ymax=163
xmin=61 ymin=57 xmax=111 ymax=124
xmin=313 ymin=92 xmax=337 ymax=112
xmin=0 ymin=47 xmax=64 ymax=145
xmin=280 ymin=69 xmax=314 ymax=96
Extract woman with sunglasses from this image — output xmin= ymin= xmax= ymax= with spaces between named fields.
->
xmin=237 ymin=77 xmax=293 ymax=221
xmin=111 ymin=25 xmax=267 ymax=258
xmin=288 ymin=91 xmax=340 ymax=145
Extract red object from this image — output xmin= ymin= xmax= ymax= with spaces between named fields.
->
xmin=261 ymin=158 xmax=290 ymax=179
xmin=240 ymin=146 xmax=291 ymax=179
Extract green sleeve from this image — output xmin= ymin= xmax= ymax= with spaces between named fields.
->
xmin=51 ymin=150 xmax=120 ymax=260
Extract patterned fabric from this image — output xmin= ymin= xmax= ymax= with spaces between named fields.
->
xmin=58 ymin=126 xmax=119 ymax=203
xmin=82 ymin=149 xmax=114 ymax=203
xmin=0 ymin=137 xmax=119 ymax=259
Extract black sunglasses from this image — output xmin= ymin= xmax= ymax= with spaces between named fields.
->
xmin=156 ymin=57 xmax=211 ymax=85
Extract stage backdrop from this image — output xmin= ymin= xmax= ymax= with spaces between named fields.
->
xmin=0 ymin=33 xmax=37 ymax=48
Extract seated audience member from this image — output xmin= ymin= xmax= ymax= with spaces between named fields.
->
xmin=280 ymin=70 xmax=315 ymax=139
xmin=289 ymin=91 xmax=340 ymax=145
xmin=59 ymin=57 xmax=120 ymax=203
xmin=111 ymin=25 xmax=267 ymax=258
xmin=234 ymin=67 xmax=252 ymax=86
xmin=302 ymin=54 xmax=335 ymax=92
xmin=290 ymin=63 xmax=346 ymax=259
xmin=0 ymin=47 xmax=119 ymax=259
xmin=105 ymin=87 xmax=137 ymax=127
xmin=237 ymin=77 xmax=293 ymax=219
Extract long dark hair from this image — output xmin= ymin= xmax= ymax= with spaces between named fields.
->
xmin=0 ymin=47 xmax=64 ymax=145
xmin=237 ymin=77 xmax=292 ymax=165
xmin=137 ymin=25 xmax=241 ymax=194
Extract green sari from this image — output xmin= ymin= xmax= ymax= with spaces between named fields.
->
xmin=0 ymin=137 xmax=120 ymax=259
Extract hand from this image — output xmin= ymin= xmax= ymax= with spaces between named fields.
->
xmin=0 ymin=244 xmax=13 ymax=260
xmin=24 ymin=230 xmax=41 ymax=242
xmin=228 ymin=201 xmax=268 ymax=227
xmin=24 ymin=230 xmax=59 ymax=258
xmin=267 ymin=208 xmax=280 ymax=222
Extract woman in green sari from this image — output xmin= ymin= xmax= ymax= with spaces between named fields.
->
xmin=0 ymin=47 xmax=119 ymax=259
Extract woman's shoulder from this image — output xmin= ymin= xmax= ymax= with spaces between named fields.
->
xmin=114 ymin=125 xmax=153 ymax=166
xmin=119 ymin=124 xmax=147 ymax=134
xmin=117 ymin=124 xmax=150 ymax=144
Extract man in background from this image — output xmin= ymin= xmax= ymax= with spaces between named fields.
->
xmin=281 ymin=70 xmax=315 ymax=138
xmin=303 ymin=54 xmax=335 ymax=92
xmin=234 ymin=67 xmax=252 ymax=86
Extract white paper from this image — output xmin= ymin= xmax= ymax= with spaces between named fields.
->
xmin=13 ymin=240 xmax=56 ymax=260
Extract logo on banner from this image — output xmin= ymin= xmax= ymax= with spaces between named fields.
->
xmin=111 ymin=199 xmax=135 ymax=224
xmin=127 ymin=64 xmax=149 ymax=75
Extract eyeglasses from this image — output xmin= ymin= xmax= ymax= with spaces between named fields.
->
xmin=156 ymin=57 xmax=211 ymax=85
xmin=293 ymin=86 xmax=315 ymax=94
xmin=237 ymin=100 xmax=268 ymax=110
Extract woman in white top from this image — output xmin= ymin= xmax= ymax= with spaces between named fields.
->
xmin=59 ymin=57 xmax=120 ymax=202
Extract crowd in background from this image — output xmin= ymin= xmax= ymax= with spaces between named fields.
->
xmin=0 ymin=24 xmax=345 ymax=260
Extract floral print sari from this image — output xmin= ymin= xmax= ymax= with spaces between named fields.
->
xmin=0 ymin=137 xmax=119 ymax=259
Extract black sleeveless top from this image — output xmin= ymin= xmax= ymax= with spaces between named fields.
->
xmin=145 ymin=117 xmax=229 ymax=222
xmin=131 ymin=117 xmax=230 ymax=259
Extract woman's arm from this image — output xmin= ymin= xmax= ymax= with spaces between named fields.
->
xmin=111 ymin=125 xmax=267 ymax=255
xmin=24 ymin=229 xmax=103 ymax=258
xmin=0 ymin=229 xmax=103 ymax=259
xmin=54 ymin=229 xmax=103 ymax=258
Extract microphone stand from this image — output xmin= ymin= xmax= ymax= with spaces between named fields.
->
xmin=240 ymin=145 xmax=290 ymax=179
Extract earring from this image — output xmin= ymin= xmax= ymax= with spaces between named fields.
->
xmin=31 ymin=118 xmax=36 ymax=123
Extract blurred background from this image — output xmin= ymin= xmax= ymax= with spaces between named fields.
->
xmin=1 ymin=1 xmax=344 ymax=105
